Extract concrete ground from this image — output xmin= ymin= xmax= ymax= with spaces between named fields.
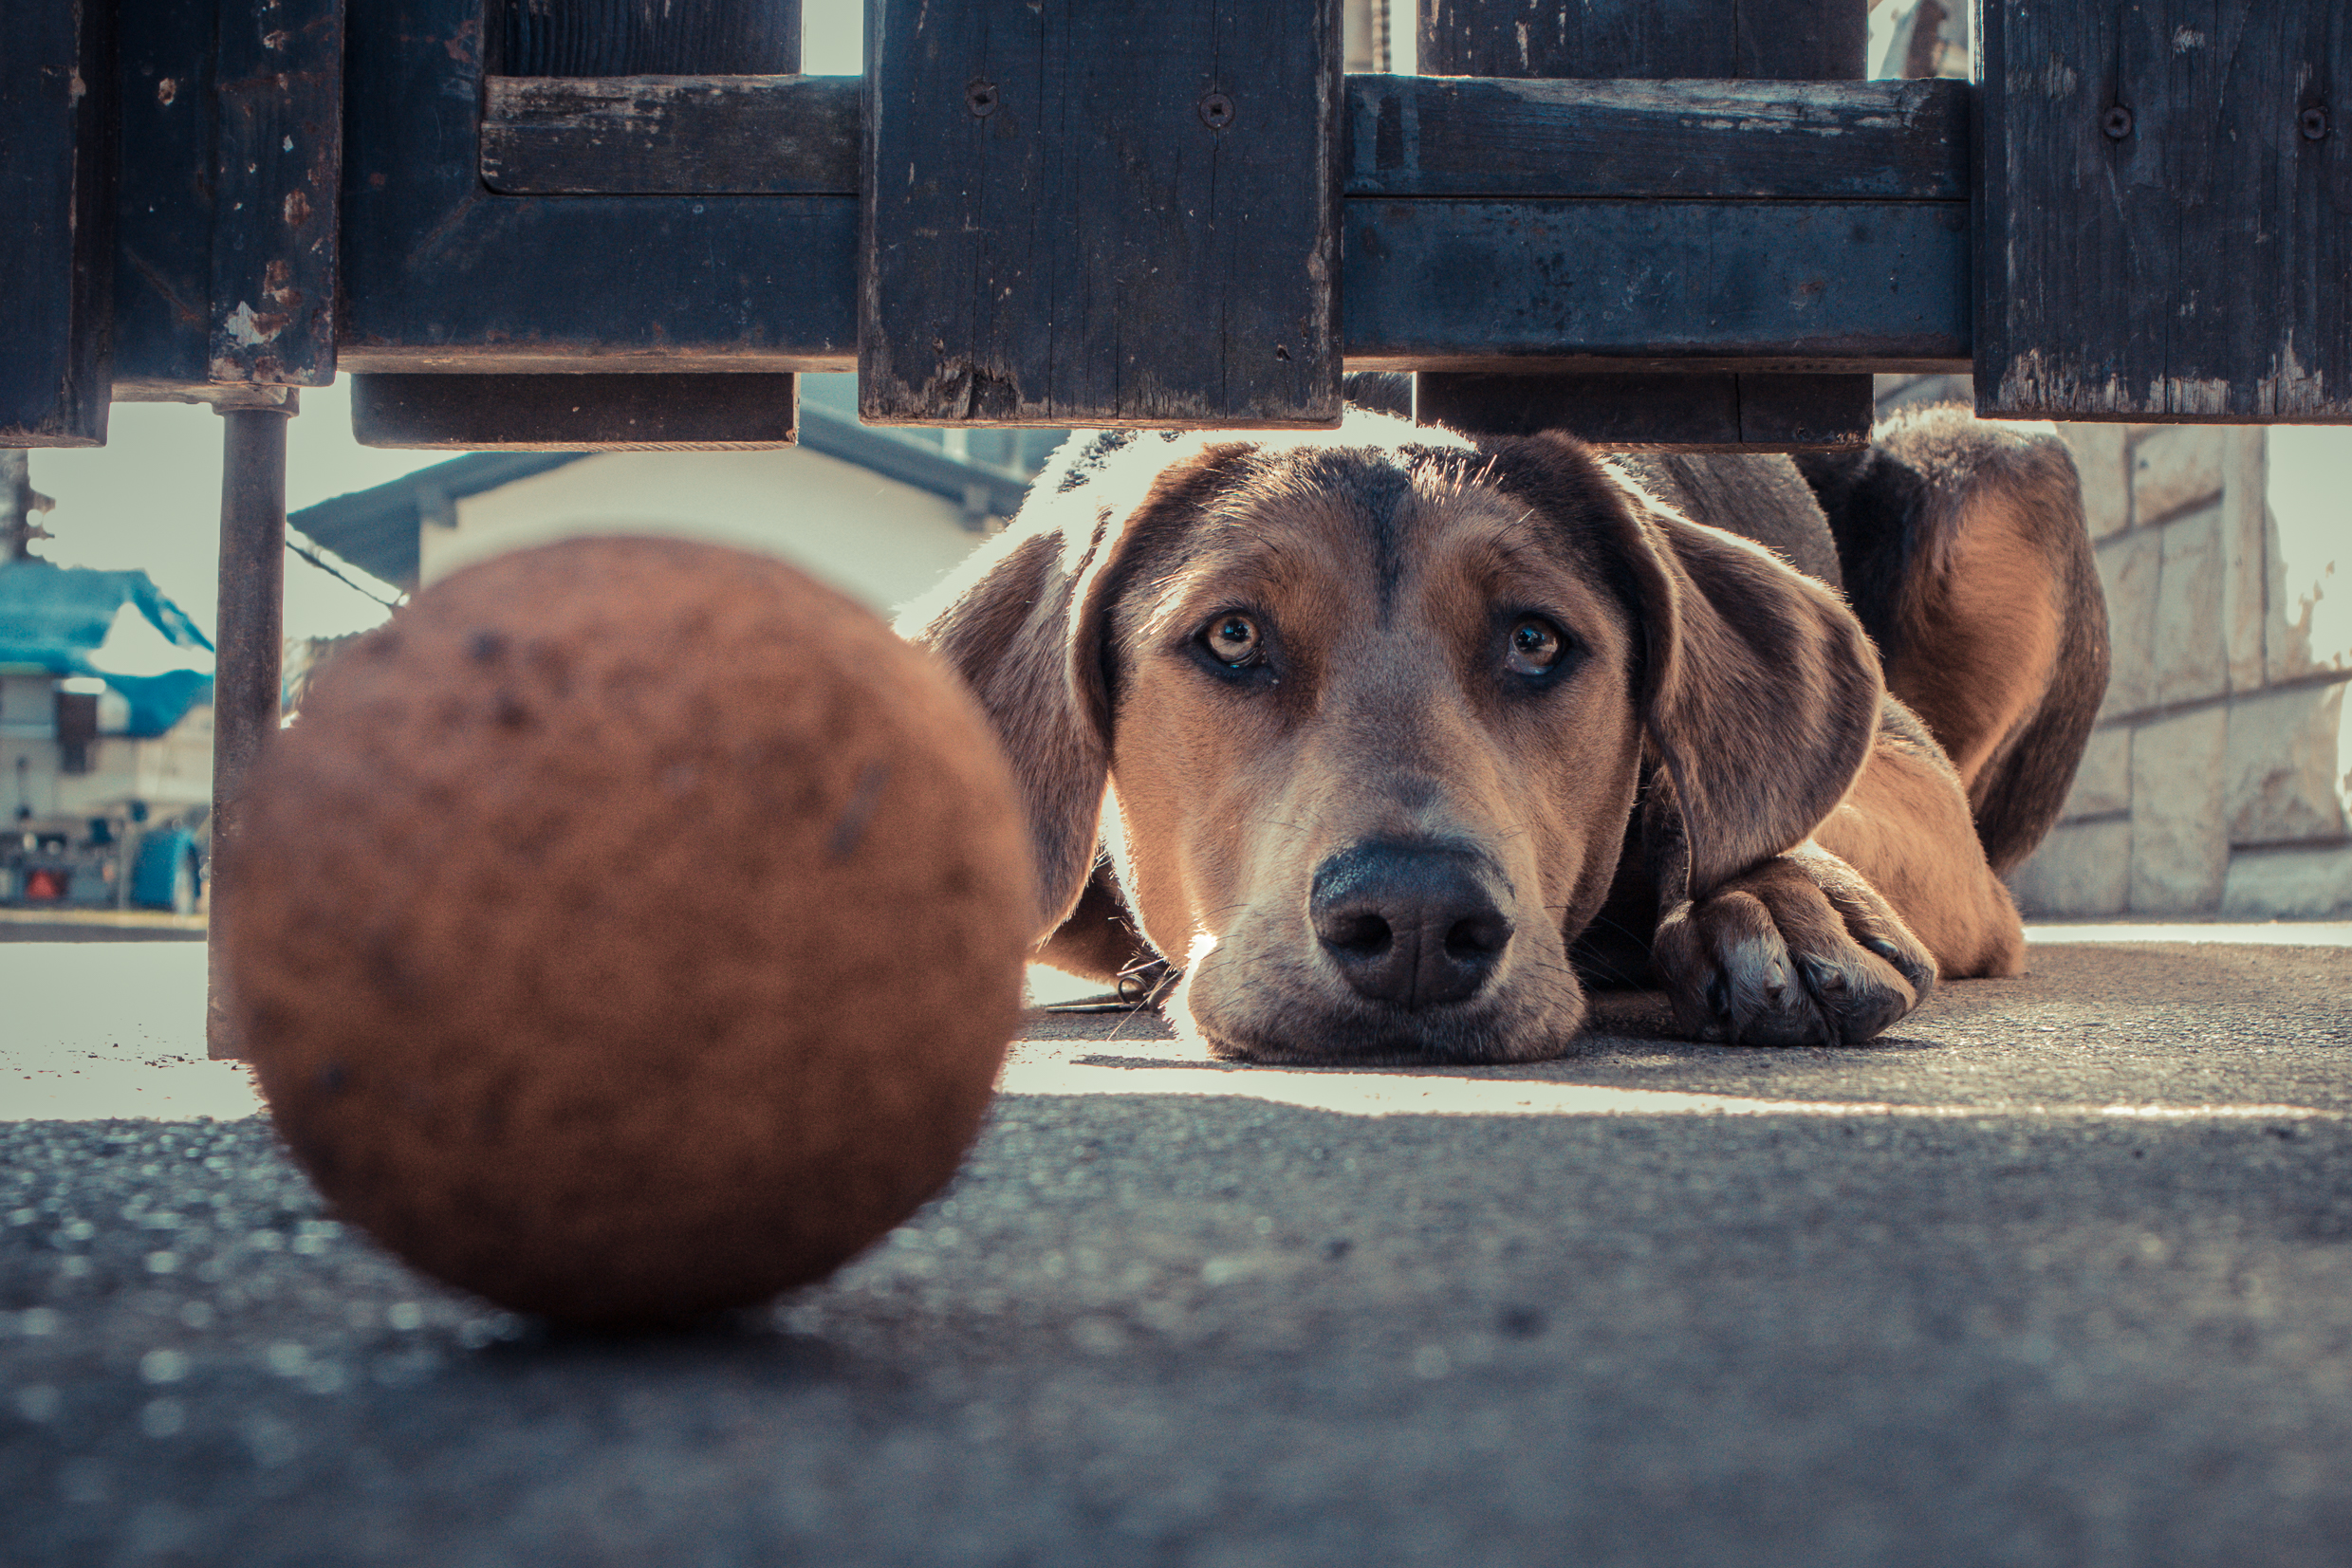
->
xmin=3 ymin=930 xmax=2349 ymax=1566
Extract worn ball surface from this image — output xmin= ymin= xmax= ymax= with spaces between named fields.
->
xmin=226 ymin=537 xmax=1033 ymax=1327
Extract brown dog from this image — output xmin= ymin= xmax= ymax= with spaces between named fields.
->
xmin=899 ymin=402 xmax=2106 ymax=1062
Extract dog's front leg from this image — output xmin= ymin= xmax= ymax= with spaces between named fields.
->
xmin=1652 ymin=841 xmax=1938 ymax=1047
xmin=1644 ymin=704 xmax=2032 ymax=1045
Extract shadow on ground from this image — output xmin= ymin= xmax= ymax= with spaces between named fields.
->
xmin=4 ymin=939 xmax=2348 ymax=1565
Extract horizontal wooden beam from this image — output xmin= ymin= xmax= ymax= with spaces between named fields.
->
xmin=1412 ymin=371 xmax=1874 ymax=452
xmin=1340 ymin=198 xmax=1970 ymax=373
xmin=476 ymin=72 xmax=1968 ymax=202
xmin=1349 ymin=76 xmax=1966 ymax=200
xmin=349 ymin=371 xmax=799 ymax=448
xmin=481 ymin=74 xmax=858 ymax=195
xmin=116 ymin=0 xmax=1970 ymax=404
xmin=335 ymin=195 xmax=1968 ymax=377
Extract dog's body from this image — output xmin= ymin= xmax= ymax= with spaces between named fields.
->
xmin=901 ymin=404 xmax=2106 ymax=1062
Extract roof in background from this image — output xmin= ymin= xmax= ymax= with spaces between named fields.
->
xmin=291 ymin=383 xmax=1055 ymax=588
xmin=293 ymin=452 xmax=582 ymax=586
xmin=0 ymin=560 xmax=216 ymax=736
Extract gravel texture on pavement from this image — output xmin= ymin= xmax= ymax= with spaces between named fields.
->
xmin=4 ymin=938 xmax=2349 ymax=1566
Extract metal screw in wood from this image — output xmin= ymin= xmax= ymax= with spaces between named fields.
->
xmin=2302 ymin=106 xmax=2329 ymax=140
xmin=966 ymin=80 xmax=997 ymax=119
xmin=2101 ymin=104 xmax=2133 ymax=139
xmin=1198 ymin=91 xmax=1234 ymax=130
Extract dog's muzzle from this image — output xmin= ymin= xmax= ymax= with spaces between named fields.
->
xmin=1307 ymin=841 xmax=1514 ymax=1009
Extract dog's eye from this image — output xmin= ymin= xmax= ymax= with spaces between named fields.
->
xmin=1203 ymin=614 xmax=1264 ymax=668
xmin=1505 ymin=617 xmax=1565 ymax=675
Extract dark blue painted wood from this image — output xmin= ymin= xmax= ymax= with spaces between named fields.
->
xmin=1415 ymin=0 xmax=1875 ymax=451
xmin=346 ymin=0 xmax=806 ymax=450
xmin=2 ymin=0 xmax=115 ymax=444
xmin=1977 ymin=0 xmax=2350 ymax=420
xmin=110 ymin=0 xmax=217 ymax=399
xmin=207 ymin=0 xmax=344 ymax=387
xmin=860 ymin=0 xmax=1343 ymax=428
xmin=340 ymin=0 xmax=848 ymax=373
xmin=1345 ymin=200 xmax=1970 ymax=373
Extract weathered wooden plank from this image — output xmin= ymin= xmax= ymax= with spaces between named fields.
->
xmin=1 ymin=0 xmax=116 ymax=445
xmin=1415 ymin=372 xmax=1873 ymax=451
xmin=337 ymin=0 xmax=1962 ymax=380
xmin=1422 ymin=0 xmax=1863 ymax=81
xmin=1345 ymin=199 xmax=1970 ymax=373
xmin=207 ymin=0 xmax=344 ymax=387
xmin=366 ymin=0 xmax=805 ymax=448
xmin=860 ymin=0 xmax=1343 ymax=428
xmin=343 ymin=0 xmax=840 ymax=426
xmin=1976 ymin=1 xmax=2350 ymax=421
xmin=481 ymin=75 xmax=858 ymax=194
xmin=337 ymin=193 xmax=1969 ymax=376
xmin=1347 ymin=75 xmax=1965 ymax=200
xmin=110 ymin=0 xmax=217 ymax=399
xmin=496 ymin=0 xmax=798 ymax=75
xmin=472 ymin=73 xmax=1966 ymax=202
xmin=1416 ymin=0 xmax=1873 ymax=451
xmin=351 ymin=372 xmax=798 ymax=449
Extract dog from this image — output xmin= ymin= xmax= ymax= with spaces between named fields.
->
xmin=898 ymin=399 xmax=2107 ymax=1063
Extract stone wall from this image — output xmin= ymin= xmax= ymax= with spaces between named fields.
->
xmin=2004 ymin=425 xmax=2352 ymax=918
xmin=1870 ymin=378 xmax=2350 ymax=918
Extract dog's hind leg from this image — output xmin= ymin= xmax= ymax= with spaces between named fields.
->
xmin=1797 ymin=405 xmax=2110 ymax=874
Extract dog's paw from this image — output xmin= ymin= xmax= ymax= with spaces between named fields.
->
xmin=1652 ymin=846 xmax=1936 ymax=1046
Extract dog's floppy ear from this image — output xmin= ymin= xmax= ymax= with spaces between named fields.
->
xmin=898 ymin=434 xmax=1245 ymax=939
xmin=1570 ymin=446 xmax=1885 ymax=900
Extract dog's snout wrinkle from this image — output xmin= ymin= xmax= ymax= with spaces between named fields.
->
xmin=1308 ymin=842 xmax=1514 ymax=1008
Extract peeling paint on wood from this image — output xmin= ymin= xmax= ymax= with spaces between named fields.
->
xmin=473 ymin=72 xmax=1965 ymax=205
xmin=1977 ymin=1 xmax=2351 ymax=422
xmin=1344 ymin=76 xmax=1966 ymax=200
xmin=480 ymin=74 xmax=859 ymax=194
xmin=208 ymin=0 xmax=343 ymax=388
xmin=860 ymin=0 xmax=1344 ymax=428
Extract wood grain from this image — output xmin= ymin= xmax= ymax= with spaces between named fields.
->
xmin=351 ymin=372 xmax=800 ymax=449
xmin=207 ymin=0 xmax=343 ymax=387
xmin=482 ymin=75 xmax=858 ymax=194
xmin=495 ymin=0 xmax=798 ymax=76
xmin=474 ymin=73 xmax=1964 ymax=202
xmin=860 ymin=0 xmax=1343 ymax=428
xmin=1413 ymin=372 xmax=1873 ymax=452
xmin=110 ymin=0 xmax=216 ymax=399
xmin=2 ymin=0 xmax=115 ymax=444
xmin=1976 ymin=0 xmax=2350 ymax=420
xmin=1344 ymin=199 xmax=1969 ymax=372
xmin=1421 ymin=0 xmax=1863 ymax=81
xmin=1346 ymin=76 xmax=1965 ymax=200
xmin=1413 ymin=0 xmax=1874 ymax=451
xmin=351 ymin=0 xmax=806 ymax=449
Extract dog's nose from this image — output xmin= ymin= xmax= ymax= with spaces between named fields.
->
xmin=1309 ymin=843 xmax=1513 ymax=1008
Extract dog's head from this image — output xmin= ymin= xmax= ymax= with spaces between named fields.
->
xmin=901 ymin=417 xmax=1880 ymax=1062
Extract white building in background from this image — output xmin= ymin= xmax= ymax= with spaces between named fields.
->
xmin=292 ymin=376 xmax=1056 ymax=618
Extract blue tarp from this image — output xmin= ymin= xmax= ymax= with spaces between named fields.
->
xmin=0 ymin=561 xmax=215 ymax=737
